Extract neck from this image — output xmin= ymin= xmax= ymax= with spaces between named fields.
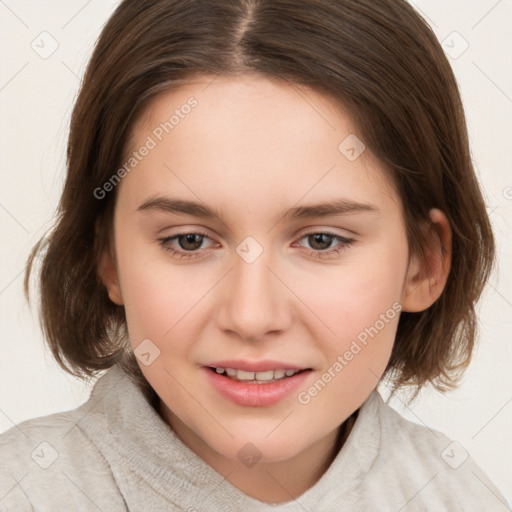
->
xmin=156 ymin=399 xmax=359 ymax=504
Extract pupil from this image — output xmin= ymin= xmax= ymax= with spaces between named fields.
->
xmin=180 ymin=234 xmax=203 ymax=250
xmin=310 ymin=233 xmax=332 ymax=250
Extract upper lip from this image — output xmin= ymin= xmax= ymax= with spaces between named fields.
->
xmin=203 ymin=360 xmax=311 ymax=372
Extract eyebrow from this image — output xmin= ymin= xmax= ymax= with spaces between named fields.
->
xmin=136 ymin=196 xmax=379 ymax=221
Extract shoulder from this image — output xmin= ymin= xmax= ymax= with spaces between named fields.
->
xmin=0 ymin=399 xmax=126 ymax=510
xmin=361 ymin=391 xmax=510 ymax=511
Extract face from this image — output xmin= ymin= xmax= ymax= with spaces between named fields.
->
xmin=101 ymin=73 xmax=417 ymax=465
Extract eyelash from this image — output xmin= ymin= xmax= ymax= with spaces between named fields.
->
xmin=157 ymin=230 xmax=355 ymax=260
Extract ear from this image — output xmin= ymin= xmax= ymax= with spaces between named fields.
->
xmin=401 ymin=208 xmax=452 ymax=312
xmin=94 ymin=218 xmax=124 ymax=306
xmin=98 ymin=249 xmax=124 ymax=306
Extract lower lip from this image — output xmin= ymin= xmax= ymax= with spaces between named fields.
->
xmin=203 ymin=367 xmax=311 ymax=407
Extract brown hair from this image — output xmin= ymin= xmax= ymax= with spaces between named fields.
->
xmin=24 ymin=0 xmax=495 ymax=399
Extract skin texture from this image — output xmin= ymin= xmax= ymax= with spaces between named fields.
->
xmin=99 ymin=73 xmax=451 ymax=503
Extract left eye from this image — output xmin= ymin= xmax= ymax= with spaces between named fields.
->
xmin=298 ymin=232 xmax=349 ymax=251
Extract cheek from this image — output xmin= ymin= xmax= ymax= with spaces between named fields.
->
xmin=114 ymin=235 xmax=202 ymax=345
xmin=295 ymin=239 xmax=407 ymax=391
xmin=294 ymin=277 xmax=402 ymax=430
xmin=292 ymin=239 xmax=406 ymax=339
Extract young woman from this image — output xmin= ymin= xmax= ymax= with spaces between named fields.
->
xmin=1 ymin=0 xmax=508 ymax=510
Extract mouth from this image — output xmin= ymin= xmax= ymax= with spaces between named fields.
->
xmin=206 ymin=366 xmax=311 ymax=384
xmin=203 ymin=363 xmax=313 ymax=407
xmin=202 ymin=359 xmax=313 ymax=406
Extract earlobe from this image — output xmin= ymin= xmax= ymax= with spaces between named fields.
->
xmin=401 ymin=208 xmax=452 ymax=313
xmin=98 ymin=250 xmax=124 ymax=306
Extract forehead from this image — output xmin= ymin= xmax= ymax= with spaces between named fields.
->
xmin=120 ymin=74 xmax=399 ymax=217
xmin=137 ymin=73 xmax=350 ymax=133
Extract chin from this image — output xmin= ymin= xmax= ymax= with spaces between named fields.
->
xmin=202 ymin=426 xmax=315 ymax=465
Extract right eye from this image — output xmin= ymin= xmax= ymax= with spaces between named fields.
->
xmin=158 ymin=232 xmax=218 ymax=259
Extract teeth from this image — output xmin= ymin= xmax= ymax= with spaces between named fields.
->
xmin=255 ymin=370 xmax=274 ymax=381
xmin=237 ymin=370 xmax=255 ymax=380
xmin=273 ymin=369 xmax=285 ymax=379
xmin=213 ymin=367 xmax=301 ymax=382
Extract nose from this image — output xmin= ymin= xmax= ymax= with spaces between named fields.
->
xmin=215 ymin=248 xmax=292 ymax=342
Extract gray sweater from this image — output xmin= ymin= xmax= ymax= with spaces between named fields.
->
xmin=0 ymin=364 xmax=509 ymax=511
